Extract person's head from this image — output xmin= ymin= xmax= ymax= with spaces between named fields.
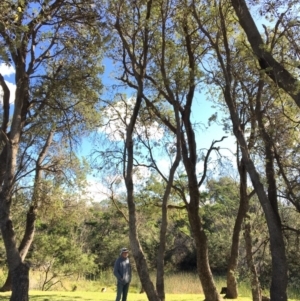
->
xmin=120 ymin=247 xmax=129 ymax=258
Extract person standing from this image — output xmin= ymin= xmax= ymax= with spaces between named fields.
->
xmin=113 ymin=247 xmax=132 ymax=301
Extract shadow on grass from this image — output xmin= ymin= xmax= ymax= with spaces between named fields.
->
xmin=0 ymin=293 xmax=114 ymax=301
xmin=29 ymin=295 xmax=112 ymax=301
xmin=30 ymin=296 xmax=89 ymax=301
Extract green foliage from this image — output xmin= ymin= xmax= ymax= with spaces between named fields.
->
xmin=83 ymin=202 xmax=130 ymax=271
xmin=26 ymin=194 xmax=97 ymax=290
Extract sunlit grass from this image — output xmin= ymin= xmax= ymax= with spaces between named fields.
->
xmin=0 ymin=291 xmax=298 ymax=301
xmin=0 ymin=291 xmax=204 ymax=301
xmin=0 ymin=290 xmax=298 ymax=301
xmin=0 ymin=271 xmax=299 ymax=300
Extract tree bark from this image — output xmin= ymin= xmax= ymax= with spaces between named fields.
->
xmin=0 ymin=207 xmax=37 ymax=292
xmin=0 ymin=216 xmax=29 ymax=301
xmin=230 ymin=0 xmax=300 ymax=108
xmin=0 ymin=49 xmax=31 ymax=301
xmin=244 ymin=218 xmax=261 ymax=301
xmin=10 ymin=262 xmax=29 ymax=301
xmin=223 ymin=84 xmax=287 ymax=301
xmin=125 ymin=94 xmax=160 ymax=301
xmin=193 ymin=2 xmax=288 ymax=297
xmin=156 ymin=106 xmax=181 ymax=301
xmin=0 ymin=129 xmax=53 ymax=292
xmin=114 ymin=1 xmax=161 ymax=299
xmin=187 ymin=202 xmax=220 ymax=301
xmin=254 ymin=81 xmax=287 ymax=301
xmin=181 ymin=112 xmax=220 ymax=301
xmin=226 ymin=158 xmax=249 ymax=299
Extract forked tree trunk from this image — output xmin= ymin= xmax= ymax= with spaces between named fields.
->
xmin=223 ymin=85 xmax=287 ymax=301
xmin=0 ymin=206 xmax=37 ymax=292
xmin=0 ymin=54 xmax=31 ymax=300
xmin=0 ymin=216 xmax=29 ymax=301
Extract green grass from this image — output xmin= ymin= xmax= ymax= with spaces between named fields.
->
xmin=0 ymin=290 xmax=298 ymax=301
xmin=0 ymin=271 xmax=299 ymax=300
xmin=0 ymin=291 xmax=297 ymax=301
xmin=0 ymin=291 xmax=234 ymax=301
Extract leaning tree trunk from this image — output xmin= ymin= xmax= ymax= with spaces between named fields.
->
xmin=226 ymin=158 xmax=249 ymax=299
xmin=178 ymin=52 xmax=220 ymax=300
xmin=255 ymin=84 xmax=287 ymax=301
xmin=223 ymin=84 xmax=288 ymax=301
xmin=125 ymin=131 xmax=160 ymax=301
xmin=156 ymin=104 xmax=181 ymax=301
xmin=230 ymin=0 xmax=300 ymax=108
xmin=181 ymin=123 xmax=220 ymax=301
xmin=124 ymin=80 xmax=160 ymax=301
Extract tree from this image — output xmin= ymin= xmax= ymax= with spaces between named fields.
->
xmin=0 ymin=0 xmax=103 ymax=299
xmin=105 ymin=1 xmax=161 ymax=300
xmin=190 ymin=1 xmax=288 ymax=300
xmin=104 ymin=0 xmax=235 ymax=299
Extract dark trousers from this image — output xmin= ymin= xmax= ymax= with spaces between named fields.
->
xmin=115 ymin=282 xmax=130 ymax=301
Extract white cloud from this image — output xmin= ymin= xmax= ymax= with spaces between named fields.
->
xmin=101 ymin=97 xmax=164 ymax=141
xmin=85 ymin=179 xmax=110 ymax=202
xmin=0 ymin=63 xmax=16 ymax=104
xmin=0 ymin=63 xmax=15 ymax=77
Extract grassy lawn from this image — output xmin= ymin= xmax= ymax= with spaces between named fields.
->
xmin=0 ymin=291 xmax=298 ymax=301
xmin=0 ymin=272 xmax=299 ymax=301
xmin=0 ymin=291 xmax=287 ymax=301
xmin=0 ymin=291 xmax=242 ymax=301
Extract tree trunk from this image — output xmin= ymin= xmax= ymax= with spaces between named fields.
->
xmin=0 ymin=206 xmax=37 ymax=292
xmin=0 ymin=215 xmax=29 ymax=301
xmin=10 ymin=262 xmax=29 ymax=301
xmin=254 ymin=85 xmax=287 ymax=301
xmin=0 ymin=146 xmax=8 ymax=186
xmin=187 ymin=191 xmax=220 ymax=301
xmin=156 ymin=105 xmax=181 ymax=301
xmin=124 ymin=81 xmax=160 ymax=301
xmin=223 ymin=84 xmax=287 ymax=301
xmin=126 ymin=139 xmax=160 ymax=301
xmin=244 ymin=218 xmax=261 ymax=301
xmin=178 ymin=58 xmax=220 ymax=300
xmin=226 ymin=158 xmax=249 ymax=299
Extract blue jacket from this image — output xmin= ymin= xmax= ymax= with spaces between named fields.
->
xmin=114 ymin=256 xmax=132 ymax=284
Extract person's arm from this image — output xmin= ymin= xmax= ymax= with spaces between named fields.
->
xmin=113 ymin=258 xmax=123 ymax=281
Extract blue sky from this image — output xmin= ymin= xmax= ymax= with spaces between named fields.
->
xmin=0 ymin=54 xmax=237 ymax=201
